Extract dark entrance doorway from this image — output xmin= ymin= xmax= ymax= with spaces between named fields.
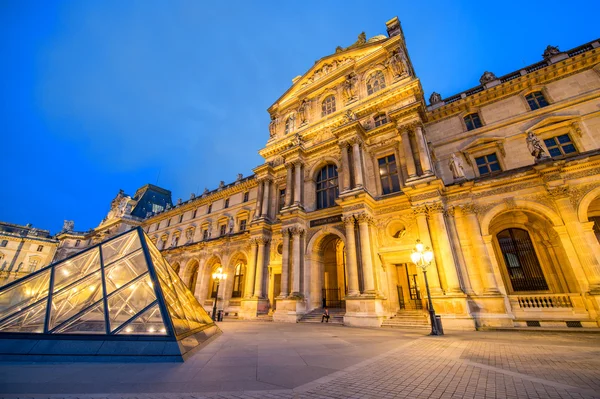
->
xmin=396 ymin=263 xmax=423 ymax=310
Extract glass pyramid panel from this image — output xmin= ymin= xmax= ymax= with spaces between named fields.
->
xmin=102 ymin=231 xmax=141 ymax=266
xmin=48 ymin=270 xmax=104 ymax=331
xmin=107 ymin=273 xmax=157 ymax=332
xmin=0 ymin=300 xmax=47 ymax=333
xmin=54 ymin=302 xmax=106 ymax=334
xmin=0 ymin=269 xmax=50 ymax=322
xmin=116 ymin=302 xmax=167 ymax=335
xmin=52 ymin=249 xmax=101 ymax=293
xmin=104 ymin=249 xmax=148 ymax=294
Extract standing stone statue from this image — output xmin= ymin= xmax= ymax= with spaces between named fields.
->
xmin=448 ymin=153 xmax=466 ymax=180
xmin=342 ymin=73 xmax=358 ymax=101
xmin=269 ymin=115 xmax=277 ymax=137
xmin=298 ymin=99 xmax=309 ymax=124
xmin=526 ymin=131 xmax=548 ymax=160
xmin=386 ymin=49 xmax=409 ymax=77
xmin=62 ymin=220 xmax=74 ymax=232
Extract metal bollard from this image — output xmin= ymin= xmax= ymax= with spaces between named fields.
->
xmin=435 ymin=315 xmax=444 ymax=335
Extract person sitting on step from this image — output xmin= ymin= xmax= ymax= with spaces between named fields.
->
xmin=321 ymin=306 xmax=330 ymax=323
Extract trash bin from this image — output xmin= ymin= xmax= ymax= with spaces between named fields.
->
xmin=217 ymin=310 xmax=224 ymax=322
xmin=435 ymin=315 xmax=444 ymax=335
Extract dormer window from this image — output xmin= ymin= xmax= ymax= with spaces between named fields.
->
xmin=366 ymin=70 xmax=386 ymax=95
xmin=525 ymin=91 xmax=549 ymax=111
xmin=464 ymin=113 xmax=483 ymax=131
xmin=285 ymin=116 xmax=295 ymax=134
xmin=374 ymin=114 xmax=388 ymax=127
xmin=544 ymin=134 xmax=577 ymax=158
xmin=321 ymin=95 xmax=336 ymax=117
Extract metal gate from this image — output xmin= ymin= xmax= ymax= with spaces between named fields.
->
xmin=322 ymin=288 xmax=344 ymax=308
xmin=497 ymin=228 xmax=548 ymax=291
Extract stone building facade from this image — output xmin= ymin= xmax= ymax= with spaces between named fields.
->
xmin=54 ymin=18 xmax=600 ymax=330
xmin=0 ymin=222 xmax=58 ymax=287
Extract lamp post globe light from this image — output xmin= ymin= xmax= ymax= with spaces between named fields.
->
xmin=211 ymin=267 xmax=227 ymax=321
xmin=410 ymin=239 xmax=442 ymax=336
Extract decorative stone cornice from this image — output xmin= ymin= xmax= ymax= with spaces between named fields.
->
xmin=547 ymin=186 xmax=570 ymax=199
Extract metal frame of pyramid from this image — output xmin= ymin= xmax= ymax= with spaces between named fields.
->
xmin=0 ymin=227 xmax=220 ymax=362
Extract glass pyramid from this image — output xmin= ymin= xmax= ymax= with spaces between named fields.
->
xmin=0 ymin=228 xmax=216 ymax=340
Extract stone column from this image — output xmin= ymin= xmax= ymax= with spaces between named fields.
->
xmin=260 ymin=179 xmax=271 ymax=218
xmin=342 ymin=215 xmax=360 ymax=296
xmin=351 ymin=140 xmax=364 ymax=188
xmin=413 ymin=206 xmax=443 ymax=293
xmin=461 ymin=204 xmax=500 ymax=294
xmin=253 ymin=237 xmax=268 ymax=298
xmin=414 ymin=124 xmax=432 ymax=175
xmin=550 ymin=187 xmax=600 ymax=292
xmin=340 ymin=142 xmax=351 ymax=192
xmin=293 ymin=162 xmax=302 ymax=205
xmin=356 ymin=213 xmax=375 ymax=294
xmin=290 ymin=227 xmax=304 ymax=295
xmin=400 ymin=128 xmax=417 ymax=178
xmin=244 ymin=239 xmax=258 ymax=298
xmin=279 ymin=228 xmax=290 ymax=297
xmin=284 ymin=164 xmax=293 ymax=207
xmin=445 ymin=206 xmax=474 ymax=294
xmin=553 ymin=225 xmax=590 ymax=292
xmin=427 ymin=204 xmax=462 ymax=293
xmin=453 ymin=206 xmax=483 ymax=294
xmin=254 ymin=180 xmax=264 ymax=219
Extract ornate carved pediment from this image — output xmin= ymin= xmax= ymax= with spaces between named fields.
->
xmin=460 ymin=136 xmax=506 ymax=165
xmin=526 ymin=115 xmax=582 ymax=136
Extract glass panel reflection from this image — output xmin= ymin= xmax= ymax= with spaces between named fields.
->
xmin=104 ymin=249 xmax=149 ymax=294
xmin=108 ymin=273 xmax=157 ymax=332
xmin=0 ymin=300 xmax=47 ymax=333
xmin=101 ymin=232 xmax=141 ymax=266
xmin=0 ymin=269 xmax=50 ymax=322
xmin=54 ymin=302 xmax=106 ymax=334
xmin=48 ymin=271 xmax=103 ymax=330
xmin=52 ymin=249 xmax=101 ymax=293
xmin=116 ymin=302 xmax=167 ymax=335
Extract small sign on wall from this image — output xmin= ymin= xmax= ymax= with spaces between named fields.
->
xmin=309 ymin=215 xmax=342 ymax=227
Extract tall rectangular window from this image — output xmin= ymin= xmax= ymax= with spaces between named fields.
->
xmin=37 ymin=245 xmax=44 ymax=252
xmin=475 ymin=153 xmax=501 ymax=176
xmin=167 ymin=219 xmax=171 ymax=227
xmin=378 ymin=155 xmax=401 ymax=195
xmin=179 ymin=214 xmax=183 ymax=223
xmin=207 ymin=204 xmax=212 ymax=214
xmin=544 ymin=134 xmax=577 ymax=158
xmin=75 ymin=240 xmax=80 ymax=247
xmin=525 ymin=91 xmax=549 ymax=110
xmin=203 ymin=229 xmax=208 ymax=240
xmin=239 ymin=219 xmax=247 ymax=231
xmin=224 ymin=198 xmax=229 ymax=208
xmin=0 ymin=240 xmax=7 ymax=247
xmin=279 ymin=189 xmax=286 ymax=210
xmin=243 ymin=192 xmax=249 ymax=202
xmin=192 ymin=209 xmax=197 ymax=218
xmin=219 ymin=225 xmax=226 ymax=236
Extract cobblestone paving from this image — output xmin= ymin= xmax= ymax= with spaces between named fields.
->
xmin=1 ymin=325 xmax=599 ymax=399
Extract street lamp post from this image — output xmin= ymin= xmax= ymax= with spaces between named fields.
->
xmin=410 ymin=239 xmax=442 ymax=336
xmin=211 ymin=267 xmax=227 ymax=322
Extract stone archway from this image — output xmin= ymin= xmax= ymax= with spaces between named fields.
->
xmin=305 ymin=229 xmax=347 ymax=311
xmin=183 ymin=259 xmax=200 ymax=292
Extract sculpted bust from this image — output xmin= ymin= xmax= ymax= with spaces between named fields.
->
xmin=479 ymin=71 xmax=497 ymax=85
xmin=429 ymin=92 xmax=442 ymax=105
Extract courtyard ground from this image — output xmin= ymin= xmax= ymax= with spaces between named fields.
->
xmin=0 ymin=321 xmax=599 ymax=399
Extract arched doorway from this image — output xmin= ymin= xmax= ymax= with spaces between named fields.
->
xmin=310 ymin=233 xmax=347 ymax=310
xmin=171 ymin=261 xmax=181 ymax=275
xmin=183 ymin=260 xmax=199 ymax=292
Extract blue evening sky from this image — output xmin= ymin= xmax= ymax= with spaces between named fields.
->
xmin=1 ymin=1 xmax=598 ymax=234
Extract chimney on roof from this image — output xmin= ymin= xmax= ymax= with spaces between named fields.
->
xmin=386 ymin=17 xmax=401 ymax=37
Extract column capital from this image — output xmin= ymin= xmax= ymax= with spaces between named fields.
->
xmin=281 ymin=227 xmax=292 ymax=236
xmin=285 ymin=162 xmax=294 ymax=170
xmin=249 ymin=237 xmax=260 ymax=247
xmin=458 ymin=203 xmax=477 ymax=215
xmin=342 ymin=214 xmax=356 ymax=226
xmin=445 ymin=206 xmax=456 ymax=217
xmin=290 ymin=226 xmax=305 ymax=236
xmin=339 ymin=140 xmax=351 ymax=149
xmin=412 ymin=205 xmax=429 ymax=216
xmin=256 ymin=237 xmax=270 ymax=246
xmin=355 ymin=212 xmax=375 ymax=225
xmin=426 ymin=202 xmax=444 ymax=215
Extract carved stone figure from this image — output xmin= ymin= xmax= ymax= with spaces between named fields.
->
xmin=268 ymin=115 xmax=277 ymax=137
xmin=237 ymin=173 xmax=243 ymax=181
xmin=526 ymin=131 xmax=548 ymax=160
xmin=219 ymin=181 xmax=225 ymax=189
xmin=297 ymin=99 xmax=309 ymax=124
xmin=171 ymin=235 xmax=178 ymax=247
xmin=229 ymin=217 xmax=234 ymax=233
xmin=190 ymin=193 xmax=196 ymax=199
xmin=342 ymin=73 xmax=358 ymax=101
xmin=386 ymin=49 xmax=409 ymax=77
xmin=186 ymin=229 xmax=194 ymax=242
xmin=176 ymin=198 xmax=182 ymax=206
xmin=62 ymin=220 xmax=74 ymax=232
xmin=479 ymin=71 xmax=497 ymax=85
xmin=448 ymin=153 xmax=466 ymax=180
xmin=429 ymin=92 xmax=442 ymax=105
xmin=542 ymin=45 xmax=561 ymax=60
xmin=292 ymin=133 xmax=303 ymax=147
xmin=344 ymin=109 xmax=357 ymax=123
xmin=203 ymin=187 xmax=209 ymax=195
xmin=357 ymin=32 xmax=366 ymax=45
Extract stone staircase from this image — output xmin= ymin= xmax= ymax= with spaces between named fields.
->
xmin=298 ymin=308 xmax=345 ymax=325
xmin=381 ymin=310 xmax=430 ymax=329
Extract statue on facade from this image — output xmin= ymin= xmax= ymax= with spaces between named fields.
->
xmin=62 ymin=220 xmax=74 ymax=232
xmin=297 ymin=99 xmax=309 ymax=124
xmin=526 ymin=131 xmax=548 ymax=160
xmin=176 ymin=198 xmax=182 ymax=206
xmin=228 ymin=217 xmax=234 ymax=233
xmin=342 ymin=73 xmax=358 ymax=102
xmin=218 ymin=181 xmax=225 ymax=189
xmin=429 ymin=92 xmax=442 ymax=105
xmin=190 ymin=192 xmax=196 ymax=200
xmin=542 ymin=45 xmax=561 ymax=60
xmin=185 ymin=229 xmax=194 ymax=242
xmin=479 ymin=71 xmax=497 ymax=85
xmin=344 ymin=109 xmax=357 ymax=123
xmin=171 ymin=235 xmax=178 ymax=248
xmin=292 ymin=133 xmax=303 ymax=147
xmin=268 ymin=115 xmax=277 ymax=137
xmin=448 ymin=153 xmax=466 ymax=180
xmin=386 ymin=49 xmax=409 ymax=78
xmin=357 ymin=32 xmax=366 ymax=45
xmin=203 ymin=187 xmax=209 ymax=196
xmin=237 ymin=173 xmax=243 ymax=181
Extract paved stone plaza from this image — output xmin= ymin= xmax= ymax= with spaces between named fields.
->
xmin=0 ymin=322 xmax=599 ymax=399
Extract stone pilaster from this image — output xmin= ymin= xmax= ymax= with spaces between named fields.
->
xmin=412 ymin=205 xmax=443 ymax=293
xmin=253 ymin=237 xmax=269 ymax=298
xmin=400 ymin=127 xmax=417 ymax=178
xmin=351 ymin=139 xmax=364 ymax=189
xmin=279 ymin=228 xmax=290 ymax=297
xmin=427 ymin=203 xmax=462 ymax=293
xmin=290 ymin=227 xmax=304 ymax=296
xmin=293 ymin=162 xmax=303 ymax=206
xmin=340 ymin=142 xmax=351 ymax=192
xmin=284 ymin=164 xmax=293 ymax=207
xmin=244 ymin=238 xmax=258 ymax=298
xmin=260 ymin=179 xmax=271 ymax=218
xmin=342 ymin=215 xmax=360 ymax=296
xmin=356 ymin=212 xmax=376 ymax=294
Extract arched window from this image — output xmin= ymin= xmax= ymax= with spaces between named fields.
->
xmin=232 ymin=263 xmax=245 ymax=298
xmin=497 ymin=228 xmax=548 ymax=292
xmin=316 ymin=164 xmax=339 ymax=209
xmin=321 ymin=95 xmax=336 ymax=117
xmin=285 ymin=116 xmax=295 ymax=134
xmin=209 ymin=265 xmax=222 ymax=299
xmin=366 ymin=70 xmax=386 ymax=95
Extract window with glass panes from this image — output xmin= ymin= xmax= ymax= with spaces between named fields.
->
xmin=203 ymin=229 xmax=209 ymax=240
xmin=219 ymin=225 xmax=226 ymax=236
xmin=378 ymin=155 xmax=401 ymax=195
xmin=525 ymin=91 xmax=549 ymax=110
xmin=243 ymin=192 xmax=249 ymax=202
xmin=239 ymin=219 xmax=247 ymax=231
xmin=232 ymin=264 xmax=244 ymax=297
xmin=374 ymin=114 xmax=388 ymax=127
xmin=475 ymin=153 xmax=501 ymax=176
xmin=179 ymin=214 xmax=183 ymax=223
xmin=37 ymin=245 xmax=43 ymax=252
xmin=224 ymin=198 xmax=229 ymax=208
xmin=192 ymin=209 xmax=197 ymax=218
xmin=316 ymin=165 xmax=339 ymax=209
xmin=366 ymin=70 xmax=386 ymax=95
xmin=321 ymin=95 xmax=336 ymax=117
xmin=543 ymin=134 xmax=577 ymax=157
xmin=464 ymin=113 xmax=483 ymax=131
xmin=207 ymin=203 xmax=212 ymax=214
